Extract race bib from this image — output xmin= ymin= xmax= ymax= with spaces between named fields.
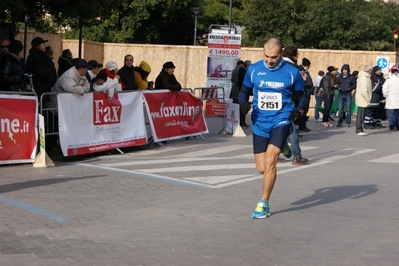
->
xmin=258 ymin=92 xmax=282 ymax=110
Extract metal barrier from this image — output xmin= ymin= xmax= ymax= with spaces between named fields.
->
xmin=194 ymin=87 xmax=227 ymax=134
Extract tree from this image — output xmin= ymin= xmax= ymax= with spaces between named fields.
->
xmin=241 ymin=0 xmax=399 ymax=51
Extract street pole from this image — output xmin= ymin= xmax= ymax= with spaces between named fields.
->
xmin=190 ymin=7 xmax=201 ymax=46
xmin=228 ymin=0 xmax=232 ymax=34
xmin=194 ymin=13 xmax=198 ymax=46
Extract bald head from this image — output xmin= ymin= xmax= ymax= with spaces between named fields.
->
xmin=264 ymin=38 xmax=283 ymax=53
xmin=263 ymin=38 xmax=283 ymax=68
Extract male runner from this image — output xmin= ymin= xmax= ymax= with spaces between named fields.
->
xmin=238 ymin=38 xmax=304 ymax=219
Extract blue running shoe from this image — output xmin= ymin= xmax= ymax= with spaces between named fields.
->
xmin=251 ymin=202 xmax=271 ymax=219
xmin=281 ymin=140 xmax=292 ymax=159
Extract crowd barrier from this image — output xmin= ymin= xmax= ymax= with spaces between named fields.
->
xmin=194 ymin=87 xmax=226 ymax=134
xmin=5 ymin=90 xmax=207 ymax=159
xmin=0 ymin=91 xmax=39 ymax=165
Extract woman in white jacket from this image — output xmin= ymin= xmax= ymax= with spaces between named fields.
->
xmin=382 ymin=69 xmax=399 ymax=130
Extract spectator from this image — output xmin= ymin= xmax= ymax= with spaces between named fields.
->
xmin=351 ymin=70 xmax=359 ymax=121
xmin=336 ymin=64 xmax=356 ymax=127
xmin=298 ymin=57 xmax=314 ymax=132
xmin=230 ymin=60 xmax=244 ymax=102
xmin=134 ymin=60 xmax=153 ymax=90
xmin=45 ymin=46 xmax=54 ymax=61
xmin=321 ymin=66 xmax=339 ymax=127
xmin=237 ymin=60 xmax=252 ymax=128
xmin=25 ymin=37 xmax=57 ymax=101
xmin=314 ymin=70 xmax=325 ymax=121
xmin=0 ymin=40 xmax=29 ymax=92
xmin=57 ymin=49 xmax=74 ymax=77
xmin=155 ymin=61 xmax=182 ymax=91
xmin=92 ymin=69 xmax=120 ymax=100
xmin=104 ymin=60 xmax=123 ymax=93
xmin=282 ymin=46 xmax=309 ymax=165
xmin=355 ymin=65 xmax=373 ymax=136
xmin=1 ymin=39 xmax=10 ymax=54
xmin=118 ymin=54 xmax=138 ymax=90
xmin=86 ymin=60 xmax=103 ymax=90
xmin=382 ymin=69 xmax=399 ymax=130
xmin=52 ymin=59 xmax=90 ymax=93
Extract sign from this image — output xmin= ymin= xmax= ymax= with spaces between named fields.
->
xmin=0 ymin=95 xmax=38 ymax=164
xmin=376 ymin=57 xmax=389 ymax=74
xmin=142 ymin=90 xmax=208 ymax=142
xmin=207 ymin=33 xmax=241 ymax=101
xmin=57 ymin=92 xmax=147 ymax=156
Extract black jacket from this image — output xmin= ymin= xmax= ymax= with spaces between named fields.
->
xmin=118 ymin=65 xmax=138 ymax=90
xmin=26 ymin=48 xmax=57 ymax=99
xmin=57 ymin=56 xmax=74 ymax=77
xmin=0 ymin=53 xmax=27 ymax=91
xmin=154 ymin=69 xmax=182 ymax=91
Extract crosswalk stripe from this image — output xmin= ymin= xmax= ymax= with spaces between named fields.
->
xmin=138 ymin=163 xmax=256 ymax=173
xmin=99 ymin=157 xmax=232 ymax=167
xmin=175 ymin=145 xmax=250 ymax=157
xmin=184 ymin=175 xmax=256 ymax=185
xmin=368 ymin=153 xmax=399 ymax=163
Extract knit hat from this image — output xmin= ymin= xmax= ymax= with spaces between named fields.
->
xmin=139 ymin=61 xmax=151 ymax=73
xmin=392 ymin=69 xmax=398 ymax=74
xmin=327 ymin=66 xmax=337 ymax=72
xmin=302 ymin=58 xmax=311 ymax=66
xmin=105 ymin=61 xmax=118 ymax=71
xmin=8 ymin=40 xmax=23 ymax=54
xmin=163 ymin=61 xmax=176 ymax=69
xmin=31 ymin=37 xmax=48 ymax=47
xmin=96 ymin=70 xmax=108 ymax=81
xmin=75 ymin=59 xmax=88 ymax=68
xmin=318 ymin=70 xmax=325 ymax=76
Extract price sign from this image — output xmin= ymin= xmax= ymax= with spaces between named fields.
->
xmin=208 ymin=49 xmax=240 ymax=57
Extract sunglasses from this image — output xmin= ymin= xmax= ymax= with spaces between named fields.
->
xmin=1 ymin=45 xmax=9 ymax=49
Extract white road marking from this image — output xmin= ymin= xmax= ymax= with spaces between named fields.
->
xmin=368 ymin=153 xmax=399 ymax=163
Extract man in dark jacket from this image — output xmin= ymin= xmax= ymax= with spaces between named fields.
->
xmin=0 ymin=40 xmax=29 ymax=92
xmin=297 ymin=58 xmax=314 ymax=132
xmin=117 ymin=54 xmax=138 ymax=90
xmin=25 ymin=37 xmax=57 ymax=101
xmin=336 ymin=64 xmax=356 ymax=127
xmin=322 ymin=66 xmax=339 ymax=127
xmin=57 ymin=49 xmax=74 ymax=77
xmin=154 ymin=61 xmax=182 ymax=91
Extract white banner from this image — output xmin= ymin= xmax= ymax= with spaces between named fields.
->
xmin=207 ymin=34 xmax=241 ymax=101
xmin=58 ymin=92 xmax=147 ymax=156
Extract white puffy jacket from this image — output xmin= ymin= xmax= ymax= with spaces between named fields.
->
xmin=382 ymin=74 xmax=399 ymax=109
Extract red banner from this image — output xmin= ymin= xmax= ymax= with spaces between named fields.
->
xmin=142 ymin=90 xmax=208 ymax=142
xmin=0 ymin=95 xmax=38 ymax=164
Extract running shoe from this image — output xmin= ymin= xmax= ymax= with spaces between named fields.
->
xmin=292 ymin=156 xmax=309 ymax=165
xmin=280 ymin=141 xmax=292 ymax=159
xmin=251 ymin=202 xmax=271 ymax=219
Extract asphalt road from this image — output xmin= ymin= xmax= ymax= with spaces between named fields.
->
xmin=0 ymin=117 xmax=398 ymax=266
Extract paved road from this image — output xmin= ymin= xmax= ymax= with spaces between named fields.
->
xmin=0 ymin=117 xmax=398 ymax=265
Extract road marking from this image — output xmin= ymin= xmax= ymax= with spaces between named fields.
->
xmin=0 ymin=195 xmax=70 ymax=222
xmin=138 ymin=163 xmax=256 ymax=173
xmin=369 ymin=153 xmax=399 ymax=163
xmin=175 ymin=145 xmax=250 ymax=157
xmin=99 ymin=157 xmax=232 ymax=167
xmin=81 ymin=147 xmax=377 ymax=189
xmin=78 ymin=163 xmax=209 ymax=189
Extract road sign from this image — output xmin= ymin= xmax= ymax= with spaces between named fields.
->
xmin=376 ymin=57 xmax=389 ymax=73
